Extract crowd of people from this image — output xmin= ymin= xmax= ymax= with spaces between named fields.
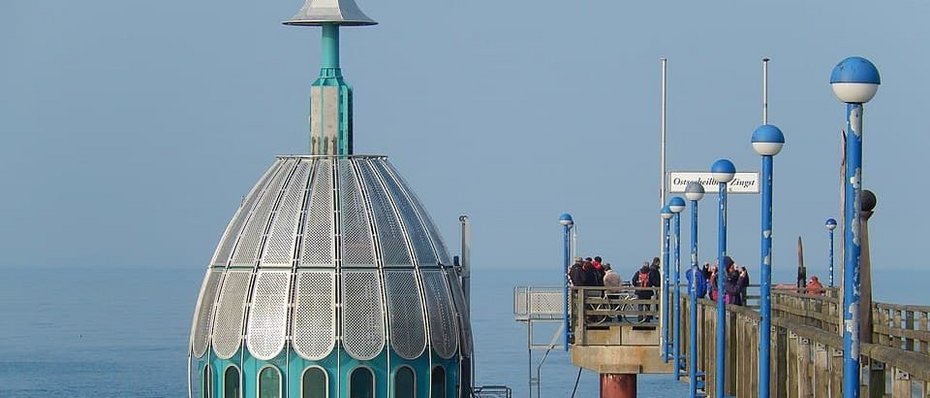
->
xmin=567 ymin=254 xmax=827 ymax=321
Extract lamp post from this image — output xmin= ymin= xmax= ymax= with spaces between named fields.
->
xmin=830 ymin=56 xmax=880 ymax=398
xmin=669 ymin=196 xmax=686 ymax=378
xmin=660 ymin=205 xmax=674 ymax=361
xmin=684 ymin=182 xmax=704 ymax=397
xmin=752 ymin=124 xmax=785 ymax=398
xmin=711 ymin=158 xmax=735 ymax=398
xmin=826 ymin=218 xmax=837 ymax=288
xmin=559 ymin=212 xmax=574 ymax=351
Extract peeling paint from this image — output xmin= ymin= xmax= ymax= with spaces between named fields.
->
xmin=763 ymin=229 xmax=771 ymax=239
xmin=763 ymin=254 xmax=771 ymax=266
xmin=850 ymin=106 xmax=862 ymax=137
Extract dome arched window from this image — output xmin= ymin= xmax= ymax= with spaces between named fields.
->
xmin=301 ymin=367 xmax=329 ymax=398
xmin=224 ymin=365 xmax=241 ymax=398
xmin=394 ymin=366 xmax=415 ymax=398
xmin=258 ymin=366 xmax=282 ymax=398
xmin=349 ymin=367 xmax=375 ymax=398
xmin=430 ymin=366 xmax=446 ymax=398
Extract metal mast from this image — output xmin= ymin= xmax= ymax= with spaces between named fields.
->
xmin=284 ymin=0 xmax=377 ymax=155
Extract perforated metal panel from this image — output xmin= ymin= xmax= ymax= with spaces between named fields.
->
xmin=385 ymin=271 xmax=427 ymax=359
xmin=358 ymin=160 xmax=412 ymax=267
xmin=372 ymin=161 xmax=437 ymax=265
xmin=381 ymin=161 xmax=454 ymax=266
xmin=445 ymin=269 xmax=473 ymax=355
xmin=211 ymin=270 xmax=253 ymax=359
xmin=300 ymin=160 xmax=335 ymax=267
xmin=421 ymin=270 xmax=459 ymax=359
xmin=191 ymin=269 xmax=223 ymax=358
xmin=246 ymin=271 xmax=291 ymax=360
xmin=261 ymin=161 xmax=312 ymax=267
xmin=337 ymin=160 xmax=376 ymax=267
xmin=211 ymin=163 xmax=281 ymax=266
xmin=342 ymin=270 xmax=386 ymax=360
xmin=292 ymin=270 xmax=336 ymax=360
xmin=231 ymin=159 xmax=295 ymax=266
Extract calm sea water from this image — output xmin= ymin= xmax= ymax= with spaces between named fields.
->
xmin=1 ymin=266 xmax=925 ymax=397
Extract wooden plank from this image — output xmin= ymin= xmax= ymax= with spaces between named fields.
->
xmin=906 ymin=311 xmax=916 ymax=351
xmin=797 ymin=337 xmax=812 ymax=398
xmin=866 ymin=359 xmax=885 ymax=398
xmin=775 ymin=329 xmax=788 ymax=398
xmin=788 ymin=332 xmax=798 ymax=398
xmin=830 ymin=348 xmax=843 ymax=397
xmin=891 ymin=367 xmax=910 ymax=397
xmin=813 ymin=343 xmax=830 ymax=398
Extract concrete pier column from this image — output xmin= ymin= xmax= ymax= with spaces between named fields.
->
xmin=600 ymin=373 xmax=636 ymax=398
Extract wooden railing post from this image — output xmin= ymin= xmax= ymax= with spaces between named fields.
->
xmin=891 ymin=368 xmax=910 ymax=397
xmin=866 ymin=359 xmax=885 ymax=398
xmin=813 ymin=343 xmax=830 ymax=397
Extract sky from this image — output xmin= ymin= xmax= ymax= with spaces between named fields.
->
xmin=4 ymin=1 xmax=930 ymax=288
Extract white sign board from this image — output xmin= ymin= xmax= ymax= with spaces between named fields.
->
xmin=668 ymin=171 xmax=760 ymax=194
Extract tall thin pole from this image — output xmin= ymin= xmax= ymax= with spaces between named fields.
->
xmin=562 ymin=222 xmax=572 ymax=351
xmin=843 ymin=102 xmax=863 ymax=397
xmin=716 ymin=181 xmax=728 ymax=397
xmin=673 ymin=212 xmax=682 ymax=378
xmin=759 ymin=57 xmax=773 ymax=398
xmin=763 ymin=58 xmax=769 ymax=124
xmin=659 ymin=58 xmax=668 ymax=359
xmin=688 ymin=200 xmax=699 ymax=397
xmin=662 ymin=216 xmax=671 ymax=362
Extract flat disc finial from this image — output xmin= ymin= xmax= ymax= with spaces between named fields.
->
xmin=284 ymin=0 xmax=377 ymax=26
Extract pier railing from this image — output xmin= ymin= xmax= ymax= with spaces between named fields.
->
xmin=681 ymin=295 xmax=930 ymax=397
xmin=873 ymin=302 xmax=930 ymax=355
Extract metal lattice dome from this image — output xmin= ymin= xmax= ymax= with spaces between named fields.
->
xmin=189 ymin=155 xmax=472 ymax=397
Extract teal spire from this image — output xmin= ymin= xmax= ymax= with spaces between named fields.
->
xmin=284 ymin=0 xmax=377 ymax=155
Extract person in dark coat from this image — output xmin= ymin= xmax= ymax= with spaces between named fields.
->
xmin=632 ymin=263 xmax=659 ymax=322
xmin=569 ymin=256 xmax=586 ymax=286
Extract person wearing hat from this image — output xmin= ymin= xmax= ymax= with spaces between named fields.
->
xmin=806 ymin=276 xmax=825 ymax=296
xmin=568 ymin=256 xmax=586 ymax=286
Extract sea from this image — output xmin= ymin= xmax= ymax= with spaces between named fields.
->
xmin=0 ymin=266 xmax=925 ymax=397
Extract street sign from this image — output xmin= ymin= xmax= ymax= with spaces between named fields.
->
xmin=668 ymin=171 xmax=760 ymax=194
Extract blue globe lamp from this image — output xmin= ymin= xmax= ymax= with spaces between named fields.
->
xmin=711 ymin=159 xmax=736 ymax=183
xmin=669 ymin=197 xmax=686 ymax=214
xmin=559 ymin=213 xmax=574 ymax=227
xmin=826 ymin=218 xmax=837 ymax=231
xmin=830 ymin=56 xmax=881 ymax=104
xmin=751 ymin=124 xmax=786 ymax=156
xmin=684 ymin=182 xmax=704 ymax=202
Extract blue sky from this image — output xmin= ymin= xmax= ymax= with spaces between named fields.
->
xmin=4 ymin=1 xmax=930 ymax=286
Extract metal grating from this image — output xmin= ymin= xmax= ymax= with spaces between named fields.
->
xmin=341 ymin=270 xmax=386 ymax=360
xmin=358 ymin=160 xmax=412 ymax=267
xmin=191 ymin=269 xmax=223 ymax=358
xmin=445 ymin=269 xmax=473 ymax=354
xmin=245 ymin=271 xmax=291 ymax=360
xmin=300 ymin=160 xmax=335 ymax=267
xmin=211 ymin=162 xmax=281 ymax=266
xmin=261 ymin=160 xmax=312 ymax=267
xmin=211 ymin=270 xmax=253 ymax=359
xmin=372 ymin=161 xmax=437 ymax=265
xmin=292 ymin=270 xmax=336 ymax=360
xmin=337 ymin=160 xmax=376 ymax=267
xmin=385 ymin=271 xmax=427 ymax=359
xmin=382 ymin=161 xmax=453 ymax=266
xmin=231 ymin=159 xmax=295 ymax=266
xmin=421 ymin=270 xmax=459 ymax=359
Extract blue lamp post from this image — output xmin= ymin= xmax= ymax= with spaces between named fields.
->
xmin=711 ymin=158 xmax=735 ymax=397
xmin=752 ymin=124 xmax=785 ymax=398
xmin=559 ymin=212 xmax=574 ymax=351
xmin=826 ymin=218 xmax=837 ymax=288
xmin=669 ymin=196 xmax=686 ymax=378
xmin=831 ymin=56 xmax=880 ymax=398
xmin=684 ymin=182 xmax=704 ymax=397
xmin=660 ymin=205 xmax=674 ymax=361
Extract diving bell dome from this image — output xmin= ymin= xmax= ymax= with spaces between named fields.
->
xmin=190 ymin=155 xmax=472 ymax=397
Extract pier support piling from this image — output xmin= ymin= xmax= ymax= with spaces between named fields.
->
xmin=600 ymin=373 xmax=637 ymax=398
